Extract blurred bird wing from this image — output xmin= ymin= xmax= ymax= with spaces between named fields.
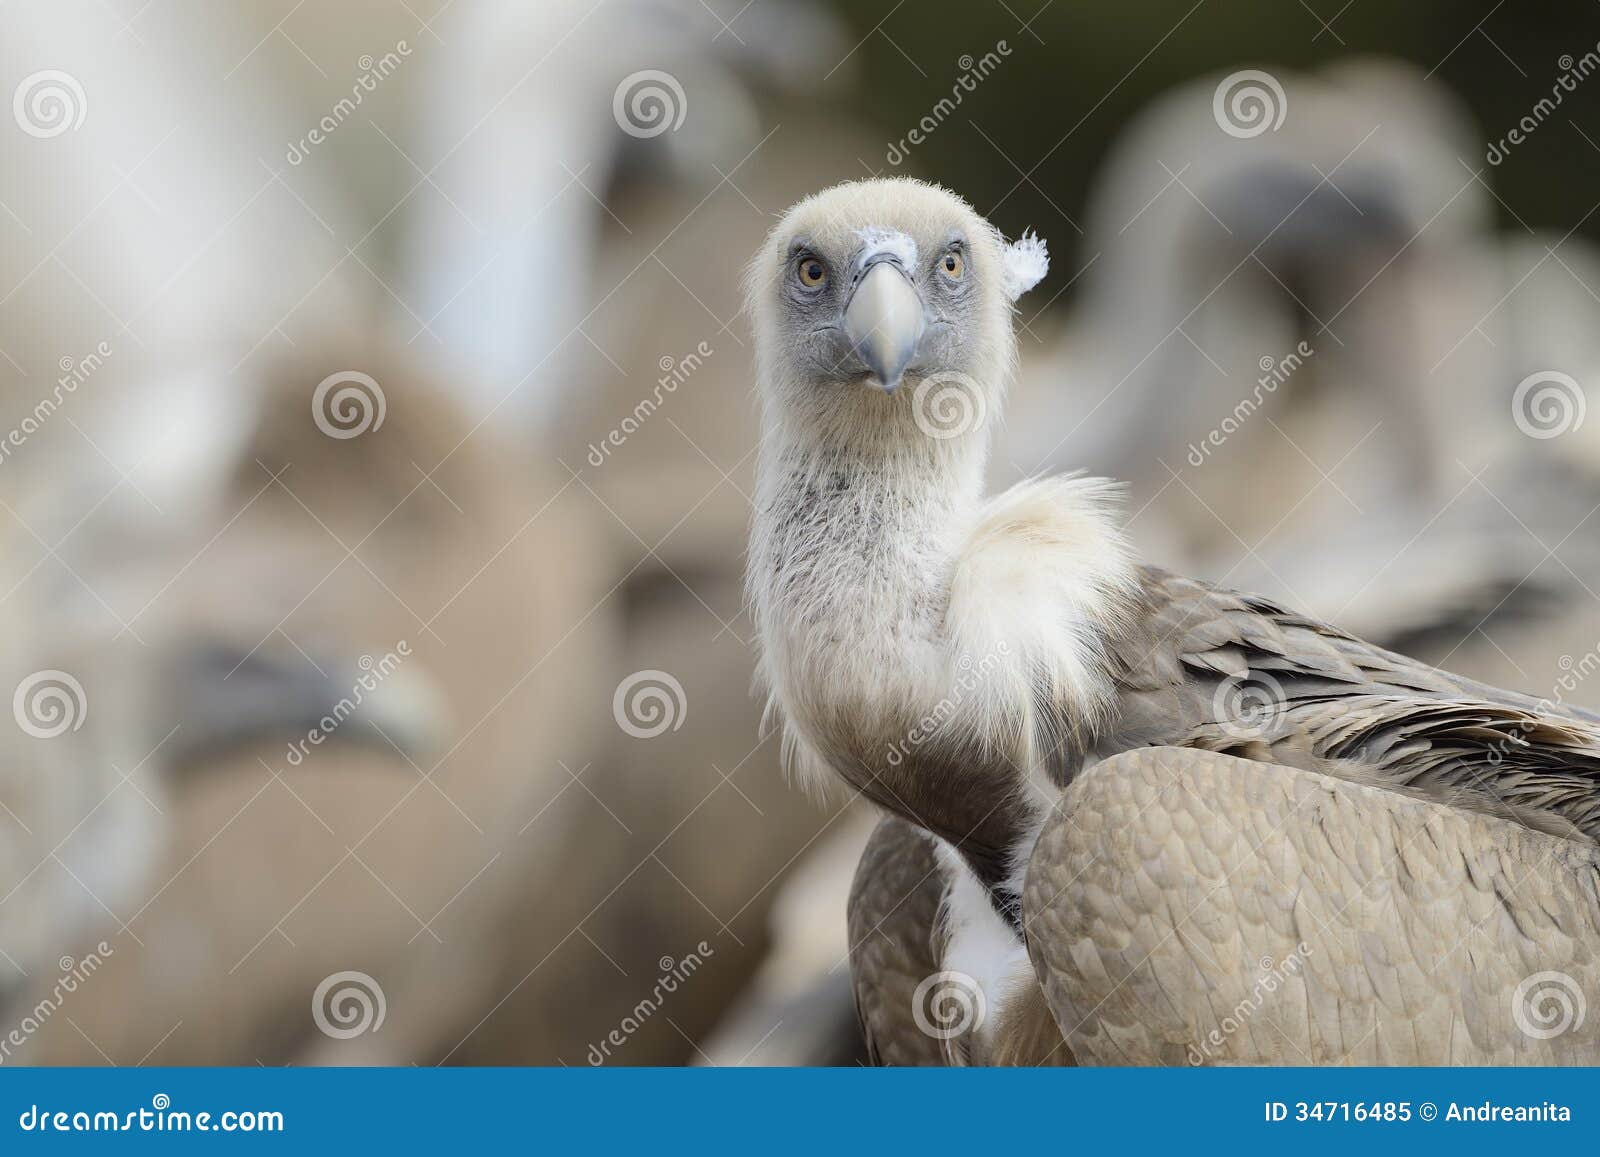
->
xmin=1022 ymin=746 xmax=1600 ymax=1065
xmin=846 ymin=816 xmax=958 ymax=1066
xmin=1105 ymin=567 xmax=1600 ymax=840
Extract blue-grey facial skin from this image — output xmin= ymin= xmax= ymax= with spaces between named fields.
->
xmin=779 ymin=230 xmax=978 ymax=389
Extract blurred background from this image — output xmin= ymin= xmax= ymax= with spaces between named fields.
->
xmin=1 ymin=0 xmax=1599 ymax=1065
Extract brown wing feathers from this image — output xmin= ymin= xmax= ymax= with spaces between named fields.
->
xmin=1106 ymin=567 xmax=1600 ymax=841
xmin=846 ymin=816 xmax=949 ymax=1066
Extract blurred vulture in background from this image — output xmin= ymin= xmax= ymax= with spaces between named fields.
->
xmin=1007 ymin=60 xmax=1489 ymax=549
xmin=0 ymin=0 xmax=372 ymax=1044
xmin=1273 ymin=232 xmax=1600 ymax=700
xmin=1007 ymin=60 xmax=1600 ymax=711
xmin=20 ymin=345 xmax=614 ymax=1064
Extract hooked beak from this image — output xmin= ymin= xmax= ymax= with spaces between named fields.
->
xmin=843 ymin=260 xmax=925 ymax=393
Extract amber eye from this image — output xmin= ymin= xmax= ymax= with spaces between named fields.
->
xmin=940 ymin=250 xmax=965 ymax=279
xmin=797 ymin=256 xmax=828 ymax=288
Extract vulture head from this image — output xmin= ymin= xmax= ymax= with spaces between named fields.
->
xmin=748 ymin=179 xmax=1048 ymax=441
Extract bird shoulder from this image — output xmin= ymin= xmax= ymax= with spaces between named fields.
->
xmin=945 ymin=473 xmax=1143 ymax=769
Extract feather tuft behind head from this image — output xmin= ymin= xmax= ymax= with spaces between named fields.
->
xmin=1002 ymin=230 xmax=1050 ymax=301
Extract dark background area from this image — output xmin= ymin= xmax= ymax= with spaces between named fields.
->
xmin=821 ymin=0 xmax=1600 ymax=275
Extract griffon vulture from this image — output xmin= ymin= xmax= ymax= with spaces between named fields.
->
xmin=17 ymin=344 xmax=615 ymax=1065
xmin=747 ymin=179 xmax=1600 ymax=1065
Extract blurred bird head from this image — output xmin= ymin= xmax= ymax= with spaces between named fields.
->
xmin=1212 ymin=163 xmax=1416 ymax=309
xmin=750 ymin=179 xmax=1047 ymax=438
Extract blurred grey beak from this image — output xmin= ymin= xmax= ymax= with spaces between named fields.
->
xmin=844 ymin=261 xmax=925 ymax=393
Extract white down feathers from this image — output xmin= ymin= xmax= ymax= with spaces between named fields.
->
xmin=945 ymin=474 xmax=1141 ymax=771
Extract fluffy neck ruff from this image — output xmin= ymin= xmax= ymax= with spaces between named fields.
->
xmin=751 ymin=389 xmax=1141 ymax=895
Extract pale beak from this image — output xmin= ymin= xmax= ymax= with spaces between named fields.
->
xmin=843 ymin=261 xmax=925 ymax=392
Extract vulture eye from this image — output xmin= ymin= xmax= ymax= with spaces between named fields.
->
xmin=940 ymin=251 xmax=966 ymax=280
xmin=797 ymin=256 xmax=828 ymax=289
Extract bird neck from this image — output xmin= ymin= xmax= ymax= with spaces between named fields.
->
xmin=751 ymin=421 xmax=1035 ymax=894
xmin=751 ymin=419 xmax=989 ymax=736
xmin=754 ymin=422 xmax=987 ymax=637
